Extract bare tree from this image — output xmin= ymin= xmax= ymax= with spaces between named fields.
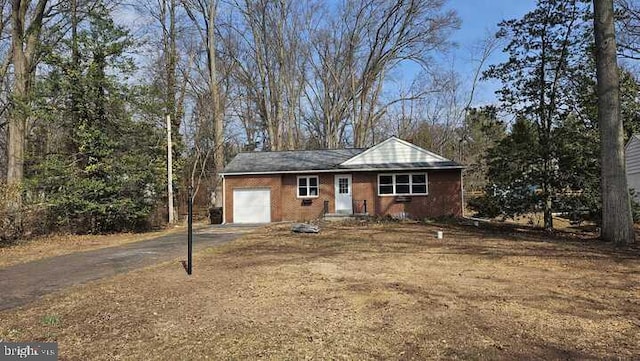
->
xmin=135 ymin=0 xmax=187 ymax=148
xmin=230 ymin=0 xmax=309 ymax=150
xmin=182 ymin=0 xmax=239 ymax=207
xmin=593 ymin=0 xmax=635 ymax=245
xmin=458 ymin=32 xmax=502 ymax=160
xmin=616 ymin=0 xmax=640 ymax=60
xmin=6 ymin=0 xmax=49 ymax=210
xmin=347 ymin=0 xmax=459 ymax=147
xmin=304 ymin=0 xmax=459 ymax=148
xmin=183 ymin=0 xmax=223 ymax=172
xmin=161 ymin=0 xmax=182 ymax=145
xmin=303 ymin=12 xmax=353 ymax=148
xmin=0 ymin=0 xmax=13 ymax=179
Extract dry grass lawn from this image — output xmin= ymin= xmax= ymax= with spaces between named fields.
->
xmin=1 ymin=222 xmax=639 ymax=360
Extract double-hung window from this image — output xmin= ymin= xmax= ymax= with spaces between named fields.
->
xmin=378 ymin=173 xmax=428 ymax=196
xmin=297 ymin=176 xmax=319 ymax=198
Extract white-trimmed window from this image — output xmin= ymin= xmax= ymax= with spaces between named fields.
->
xmin=378 ymin=173 xmax=428 ymax=196
xmin=297 ymin=175 xmax=319 ymax=198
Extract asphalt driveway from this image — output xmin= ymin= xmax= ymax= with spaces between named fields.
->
xmin=0 ymin=225 xmax=258 ymax=311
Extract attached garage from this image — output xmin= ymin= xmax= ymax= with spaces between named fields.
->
xmin=232 ymin=188 xmax=271 ymax=223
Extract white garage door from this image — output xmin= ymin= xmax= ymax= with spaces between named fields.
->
xmin=233 ymin=188 xmax=271 ymax=223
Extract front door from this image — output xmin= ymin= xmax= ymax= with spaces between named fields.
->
xmin=334 ymin=174 xmax=353 ymax=214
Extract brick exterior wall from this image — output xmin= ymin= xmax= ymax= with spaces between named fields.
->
xmin=372 ymin=170 xmax=462 ymax=218
xmin=224 ymin=169 xmax=462 ymax=223
xmin=281 ymin=174 xmax=335 ymax=221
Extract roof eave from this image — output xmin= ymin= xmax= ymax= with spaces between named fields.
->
xmin=625 ymin=134 xmax=640 ymax=151
xmin=220 ymin=165 xmax=465 ymax=176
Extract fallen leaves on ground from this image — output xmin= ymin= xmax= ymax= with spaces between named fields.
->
xmin=1 ymin=222 xmax=638 ymax=360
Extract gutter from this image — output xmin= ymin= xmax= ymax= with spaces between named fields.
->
xmin=220 ymin=166 xmax=465 ymax=176
xmin=221 ymin=174 xmax=226 ymax=225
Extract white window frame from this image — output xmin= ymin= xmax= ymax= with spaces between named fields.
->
xmin=297 ymin=175 xmax=320 ymax=198
xmin=377 ymin=173 xmax=428 ymax=196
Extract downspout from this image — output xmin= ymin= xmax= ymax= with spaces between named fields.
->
xmin=221 ymin=174 xmax=226 ymax=225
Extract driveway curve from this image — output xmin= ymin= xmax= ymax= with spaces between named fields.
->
xmin=0 ymin=225 xmax=258 ymax=311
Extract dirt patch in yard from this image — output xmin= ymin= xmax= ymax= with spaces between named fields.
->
xmin=1 ymin=222 xmax=638 ymax=360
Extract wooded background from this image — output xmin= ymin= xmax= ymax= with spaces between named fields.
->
xmin=0 ymin=0 xmax=638 ymax=241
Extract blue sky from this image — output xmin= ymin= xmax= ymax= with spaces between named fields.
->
xmin=115 ymin=0 xmax=540 ymax=108
xmin=443 ymin=0 xmax=538 ymax=105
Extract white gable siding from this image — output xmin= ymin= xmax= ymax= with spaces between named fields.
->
xmin=626 ymin=136 xmax=640 ymax=200
xmin=341 ymin=137 xmax=447 ymax=165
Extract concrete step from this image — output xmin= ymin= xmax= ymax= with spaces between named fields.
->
xmin=323 ymin=213 xmax=369 ymax=221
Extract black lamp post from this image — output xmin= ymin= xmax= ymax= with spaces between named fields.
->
xmin=187 ymin=185 xmax=193 ymax=275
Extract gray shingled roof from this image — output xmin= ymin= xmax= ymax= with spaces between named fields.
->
xmin=222 ymin=148 xmax=365 ymax=174
xmin=222 ymin=148 xmax=463 ymax=174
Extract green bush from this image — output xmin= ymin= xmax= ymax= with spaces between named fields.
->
xmin=27 ymin=149 xmax=162 ymax=234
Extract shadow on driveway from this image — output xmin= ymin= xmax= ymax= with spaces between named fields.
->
xmin=0 ymin=225 xmax=258 ymax=311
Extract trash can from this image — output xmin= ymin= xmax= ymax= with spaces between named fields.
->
xmin=209 ymin=207 xmax=223 ymax=224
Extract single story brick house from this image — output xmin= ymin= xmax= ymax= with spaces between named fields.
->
xmin=220 ymin=136 xmax=464 ymax=223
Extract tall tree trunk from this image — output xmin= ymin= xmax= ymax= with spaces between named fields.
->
xmin=7 ymin=0 xmax=28 ymax=194
xmin=206 ymin=0 xmax=224 ymax=189
xmin=68 ymin=0 xmax=80 ymax=155
xmin=183 ymin=0 xmax=225 ymax=191
xmin=593 ymin=0 xmax=635 ymax=245
xmin=7 ymin=0 xmax=48 ymax=211
xmin=161 ymin=0 xmax=180 ymax=160
xmin=168 ymin=0 xmax=179 ymax=142
xmin=543 ymin=188 xmax=553 ymax=230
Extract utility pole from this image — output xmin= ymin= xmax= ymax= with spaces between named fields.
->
xmin=167 ymin=114 xmax=175 ymax=224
